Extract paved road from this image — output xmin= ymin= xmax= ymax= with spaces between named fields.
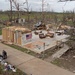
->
xmin=0 ymin=43 xmax=74 ymax=75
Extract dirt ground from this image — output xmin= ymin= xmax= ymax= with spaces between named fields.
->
xmin=60 ymin=49 xmax=75 ymax=72
xmin=51 ymin=49 xmax=75 ymax=73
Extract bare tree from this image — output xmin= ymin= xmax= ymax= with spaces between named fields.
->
xmin=8 ymin=0 xmax=30 ymax=23
xmin=7 ymin=0 xmax=20 ymax=21
xmin=9 ymin=0 xmax=13 ymax=21
xmin=24 ymin=0 xmax=30 ymax=22
xmin=7 ymin=0 xmax=13 ymax=21
xmin=12 ymin=0 xmax=20 ymax=19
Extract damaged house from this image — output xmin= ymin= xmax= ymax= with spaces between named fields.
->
xmin=2 ymin=26 xmax=32 ymax=46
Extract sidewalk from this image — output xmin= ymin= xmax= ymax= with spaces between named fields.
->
xmin=0 ymin=43 xmax=74 ymax=75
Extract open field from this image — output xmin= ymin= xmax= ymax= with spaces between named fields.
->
xmin=0 ymin=12 xmax=74 ymax=25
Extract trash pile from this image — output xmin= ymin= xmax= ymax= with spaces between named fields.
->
xmin=0 ymin=50 xmax=16 ymax=72
xmin=0 ymin=59 xmax=16 ymax=72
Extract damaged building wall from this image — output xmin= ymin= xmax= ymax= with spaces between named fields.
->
xmin=2 ymin=26 xmax=32 ymax=46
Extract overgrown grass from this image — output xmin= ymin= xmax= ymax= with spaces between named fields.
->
xmin=3 ymin=43 xmax=61 ymax=60
xmin=0 ymin=30 xmax=2 ymax=35
xmin=51 ymin=59 xmax=61 ymax=66
xmin=3 ymin=43 xmax=57 ymax=59
xmin=0 ymin=12 xmax=74 ymax=29
xmin=0 ymin=14 xmax=9 ymax=21
xmin=3 ymin=43 xmax=39 ymax=57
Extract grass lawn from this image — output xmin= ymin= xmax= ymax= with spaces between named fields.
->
xmin=3 ymin=43 xmax=60 ymax=59
xmin=51 ymin=59 xmax=61 ymax=66
xmin=0 ymin=30 xmax=2 ymax=35
xmin=3 ymin=43 xmax=39 ymax=57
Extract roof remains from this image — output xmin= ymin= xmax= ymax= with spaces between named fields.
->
xmin=3 ymin=26 xmax=31 ymax=33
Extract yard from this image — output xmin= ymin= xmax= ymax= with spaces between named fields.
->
xmin=0 ymin=12 xmax=75 ymax=74
xmin=51 ymin=29 xmax=75 ymax=73
xmin=52 ymin=48 xmax=75 ymax=73
xmin=0 ymin=30 xmax=2 ymax=35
